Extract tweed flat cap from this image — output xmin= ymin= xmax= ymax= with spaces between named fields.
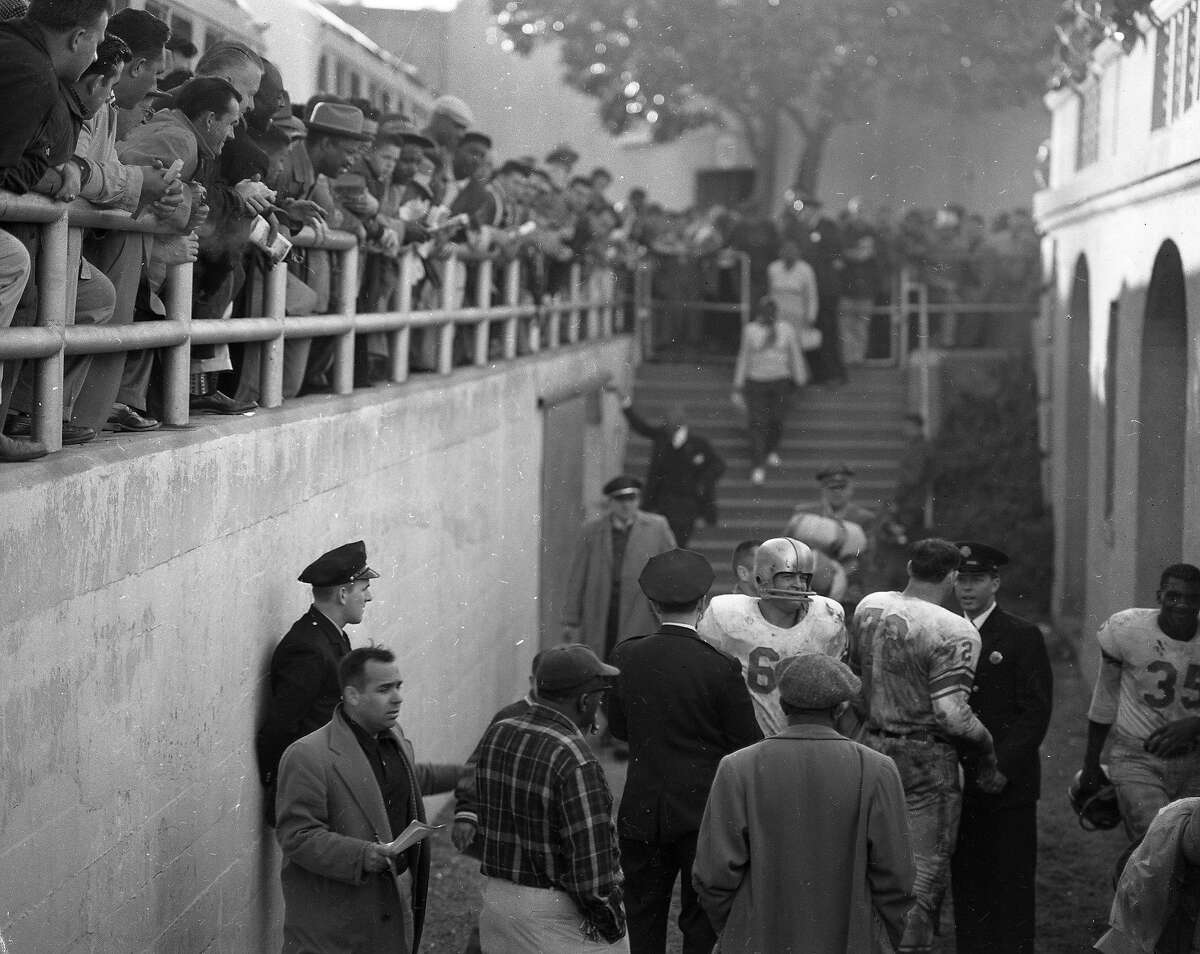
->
xmin=777 ymin=653 xmax=861 ymax=709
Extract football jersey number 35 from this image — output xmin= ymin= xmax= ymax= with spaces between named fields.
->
xmin=1143 ymin=660 xmax=1200 ymax=710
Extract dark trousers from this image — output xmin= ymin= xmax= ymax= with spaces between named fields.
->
xmin=650 ymin=493 xmax=700 ymax=546
xmin=620 ymin=833 xmax=716 ymax=954
xmin=743 ymin=378 xmax=792 ymax=467
xmin=952 ymin=798 xmax=1037 ymax=954
xmin=808 ymin=293 xmax=845 ymax=383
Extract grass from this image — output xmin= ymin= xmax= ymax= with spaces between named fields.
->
xmin=419 ymin=657 xmax=1127 ymax=953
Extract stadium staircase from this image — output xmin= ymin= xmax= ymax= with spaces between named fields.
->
xmin=623 ymin=361 xmax=912 ymax=592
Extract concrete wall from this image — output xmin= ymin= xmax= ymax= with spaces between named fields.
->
xmin=0 ymin=339 xmax=634 ymax=953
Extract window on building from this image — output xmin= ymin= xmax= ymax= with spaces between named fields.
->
xmin=1076 ymin=82 xmax=1101 ymax=170
xmin=317 ymin=54 xmax=328 ymax=93
xmin=335 ymin=60 xmax=346 ymax=97
xmin=171 ymin=15 xmax=193 ymax=42
xmin=1104 ymin=299 xmax=1119 ymax=519
xmin=350 ymin=72 xmax=362 ymax=99
xmin=1152 ymin=0 xmax=1200 ymax=129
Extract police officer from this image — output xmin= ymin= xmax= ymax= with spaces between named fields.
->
xmin=255 ymin=540 xmax=380 ymax=820
xmin=607 ymin=549 xmax=762 ymax=954
xmin=951 ymin=542 xmax=1053 ymax=954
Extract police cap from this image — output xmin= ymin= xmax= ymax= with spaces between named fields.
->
xmin=298 ymin=541 xmax=380 ymax=587
xmin=602 ymin=475 xmax=642 ymax=498
xmin=639 ymin=549 xmax=714 ymax=605
xmin=956 ymin=541 xmax=1009 ymax=575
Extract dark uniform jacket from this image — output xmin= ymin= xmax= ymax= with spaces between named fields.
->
xmin=256 ymin=606 xmax=351 ymax=788
xmin=623 ymin=406 xmax=726 ymax=523
xmin=608 ymin=624 xmax=763 ymax=843
xmin=962 ymin=605 xmax=1053 ymax=807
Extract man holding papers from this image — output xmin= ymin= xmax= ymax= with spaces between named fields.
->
xmin=275 ymin=646 xmax=462 ymax=953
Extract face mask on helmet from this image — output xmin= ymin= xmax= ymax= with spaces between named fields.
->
xmin=754 ymin=538 xmax=817 ymax=605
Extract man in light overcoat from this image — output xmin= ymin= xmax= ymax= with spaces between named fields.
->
xmin=562 ymin=475 xmax=677 ymax=659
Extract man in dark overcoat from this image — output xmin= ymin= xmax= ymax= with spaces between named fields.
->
xmin=617 ymin=390 xmax=726 ymax=547
xmin=607 ymin=549 xmax=762 ymax=954
xmin=951 ymin=542 xmax=1053 ymax=954
xmin=256 ymin=541 xmax=379 ymax=819
xmin=275 ymin=646 xmax=461 ymax=954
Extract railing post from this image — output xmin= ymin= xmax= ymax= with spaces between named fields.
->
xmin=389 ymin=252 xmax=412 ymax=384
xmin=438 ymin=252 xmax=456 ymax=375
xmin=161 ymin=259 xmax=193 ymax=427
xmin=600 ymin=268 xmax=614 ymax=338
xmin=739 ymin=251 xmax=751 ymax=326
xmin=503 ymin=259 xmax=519 ymax=359
xmin=333 ymin=243 xmax=358 ymax=394
xmin=567 ymin=262 xmax=581 ymax=343
xmin=260 ymin=261 xmax=287 ymax=408
xmin=32 ymin=211 xmax=68 ymax=449
xmin=586 ymin=267 xmax=600 ymax=340
xmin=473 ymin=257 xmax=492 ymax=366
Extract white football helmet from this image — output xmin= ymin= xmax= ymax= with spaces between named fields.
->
xmin=754 ymin=537 xmax=817 ymax=605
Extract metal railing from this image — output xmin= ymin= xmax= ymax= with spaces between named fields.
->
xmin=0 ymin=191 xmax=638 ymax=453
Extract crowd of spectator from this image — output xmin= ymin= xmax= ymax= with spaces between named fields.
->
xmin=0 ymin=0 xmax=661 ymax=463
xmin=641 ymin=192 xmax=1043 ymax=373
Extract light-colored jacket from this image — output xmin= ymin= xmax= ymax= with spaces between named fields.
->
xmin=275 ymin=706 xmax=460 ymax=953
xmin=562 ymin=510 xmax=676 ymax=656
xmin=1096 ymin=797 xmax=1200 ymax=954
xmin=693 ymin=723 xmax=915 ymax=953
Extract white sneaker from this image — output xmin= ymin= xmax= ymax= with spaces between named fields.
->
xmin=766 ymin=452 xmax=782 ymax=467
xmin=751 ymin=467 xmax=765 ymax=485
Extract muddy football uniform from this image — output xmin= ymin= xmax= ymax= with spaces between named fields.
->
xmin=1088 ymin=608 xmax=1200 ymax=840
xmin=698 ymin=593 xmax=845 ymax=736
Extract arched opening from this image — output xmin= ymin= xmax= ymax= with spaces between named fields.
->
xmin=1136 ymin=240 xmax=1189 ymax=599
xmin=1061 ymin=255 xmax=1091 ymax=617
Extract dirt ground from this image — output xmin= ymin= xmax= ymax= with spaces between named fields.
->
xmin=419 ymin=656 xmax=1128 ymax=953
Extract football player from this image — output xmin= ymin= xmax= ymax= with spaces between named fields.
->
xmin=699 ymin=537 xmax=846 ymax=736
xmin=1077 ymin=563 xmax=1200 ymax=842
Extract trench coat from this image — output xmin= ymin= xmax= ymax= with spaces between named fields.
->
xmin=275 ymin=706 xmax=461 ymax=954
xmin=693 ymin=723 xmax=915 ymax=954
xmin=561 ymin=510 xmax=676 ymax=657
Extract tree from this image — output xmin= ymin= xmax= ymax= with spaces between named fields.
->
xmin=490 ymin=0 xmax=1054 ymax=206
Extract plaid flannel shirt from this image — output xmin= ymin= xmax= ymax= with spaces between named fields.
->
xmin=475 ymin=703 xmax=626 ymax=944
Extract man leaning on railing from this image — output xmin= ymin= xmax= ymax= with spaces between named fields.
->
xmin=0 ymin=0 xmax=113 ymax=461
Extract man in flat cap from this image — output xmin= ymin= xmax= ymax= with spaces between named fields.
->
xmin=563 ymin=476 xmax=676 ymax=662
xmin=256 ymin=541 xmax=380 ymax=822
xmin=951 ymin=542 xmax=1053 ymax=954
xmin=424 ymin=94 xmax=474 ymax=205
xmin=694 ymin=653 xmax=915 ymax=954
xmin=473 ymin=645 xmax=630 ymax=952
xmin=607 ymin=550 xmax=761 ymax=954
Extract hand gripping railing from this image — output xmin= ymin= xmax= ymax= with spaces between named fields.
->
xmin=0 ymin=189 xmax=638 ymax=454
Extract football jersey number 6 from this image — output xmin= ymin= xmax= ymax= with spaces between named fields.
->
xmin=1142 ymin=660 xmax=1200 ymax=710
xmin=747 ymin=647 xmax=782 ymax=693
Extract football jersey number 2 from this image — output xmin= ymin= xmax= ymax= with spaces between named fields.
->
xmin=1142 ymin=660 xmax=1200 ymax=710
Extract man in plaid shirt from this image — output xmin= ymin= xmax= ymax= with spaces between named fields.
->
xmin=473 ymin=645 xmax=630 ymax=952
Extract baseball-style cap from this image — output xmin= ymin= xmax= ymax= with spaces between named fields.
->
xmin=639 ymin=549 xmax=714 ymax=604
xmin=298 ymin=541 xmax=380 ymax=586
xmin=536 ymin=645 xmax=619 ymax=694
xmin=602 ymin=475 xmax=642 ymax=498
xmin=956 ymin=542 xmax=1009 ymax=575
xmin=777 ymin=653 xmax=861 ymax=709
